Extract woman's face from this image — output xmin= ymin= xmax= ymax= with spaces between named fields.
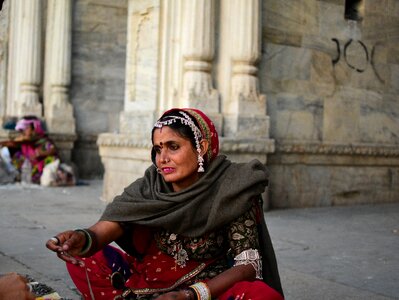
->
xmin=22 ymin=125 xmax=34 ymax=138
xmin=153 ymin=126 xmax=203 ymax=192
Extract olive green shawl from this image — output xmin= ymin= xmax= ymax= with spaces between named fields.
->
xmin=100 ymin=155 xmax=284 ymax=296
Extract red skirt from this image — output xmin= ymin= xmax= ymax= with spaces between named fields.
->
xmin=67 ymin=246 xmax=283 ymax=300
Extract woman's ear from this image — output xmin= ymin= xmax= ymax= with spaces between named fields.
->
xmin=199 ymin=139 xmax=209 ymax=157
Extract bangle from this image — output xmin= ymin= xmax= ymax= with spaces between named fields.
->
xmin=74 ymin=229 xmax=94 ymax=255
xmin=189 ymin=282 xmax=211 ymax=300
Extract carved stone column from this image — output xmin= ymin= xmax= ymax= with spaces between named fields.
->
xmin=17 ymin=0 xmax=42 ymax=117
xmin=119 ymin=0 xmax=161 ymax=140
xmin=224 ymin=0 xmax=269 ymax=139
xmin=44 ymin=0 xmax=75 ymax=134
xmin=181 ymin=0 xmax=219 ymax=116
xmin=0 ymin=0 xmax=10 ymax=127
xmin=98 ymin=0 xmax=162 ymax=201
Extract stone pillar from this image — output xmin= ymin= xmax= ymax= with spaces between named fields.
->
xmin=119 ymin=0 xmax=161 ymax=140
xmin=224 ymin=0 xmax=269 ymax=139
xmin=181 ymin=0 xmax=219 ymax=115
xmin=44 ymin=0 xmax=75 ymax=134
xmin=17 ymin=0 xmax=42 ymax=117
xmin=6 ymin=0 xmax=20 ymax=117
xmin=0 ymin=0 xmax=10 ymax=127
xmin=98 ymin=0 xmax=162 ymax=201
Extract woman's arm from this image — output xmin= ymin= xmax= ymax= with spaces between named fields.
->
xmin=1 ymin=134 xmax=34 ymax=148
xmin=46 ymin=220 xmax=124 ymax=264
xmin=155 ymin=264 xmax=256 ymax=300
xmin=33 ymin=137 xmax=57 ymax=159
xmin=86 ymin=221 xmax=125 ymax=253
xmin=0 ymin=140 xmax=19 ymax=148
xmin=34 ymin=143 xmax=56 ymax=158
xmin=207 ymin=263 xmax=256 ymax=297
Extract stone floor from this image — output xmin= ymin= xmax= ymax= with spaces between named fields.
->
xmin=0 ymin=181 xmax=398 ymax=299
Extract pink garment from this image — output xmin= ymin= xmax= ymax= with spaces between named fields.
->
xmin=15 ymin=118 xmax=45 ymax=135
xmin=12 ymin=117 xmax=57 ymax=183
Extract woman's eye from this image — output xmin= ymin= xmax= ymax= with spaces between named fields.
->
xmin=169 ymin=144 xmax=179 ymax=151
xmin=154 ymin=147 xmax=161 ymax=154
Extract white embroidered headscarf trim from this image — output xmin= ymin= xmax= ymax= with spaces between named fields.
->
xmin=154 ymin=111 xmax=205 ymax=172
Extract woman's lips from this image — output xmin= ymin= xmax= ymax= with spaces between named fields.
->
xmin=162 ymin=167 xmax=175 ymax=174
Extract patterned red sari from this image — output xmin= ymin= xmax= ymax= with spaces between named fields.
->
xmin=67 ymin=206 xmax=283 ymax=300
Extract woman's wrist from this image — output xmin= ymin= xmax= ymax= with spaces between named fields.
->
xmin=74 ymin=229 xmax=96 ymax=256
xmin=181 ymin=288 xmax=196 ymax=300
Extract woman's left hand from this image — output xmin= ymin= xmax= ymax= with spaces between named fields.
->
xmin=155 ymin=291 xmax=189 ymax=300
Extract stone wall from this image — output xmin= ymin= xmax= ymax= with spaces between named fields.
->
xmin=2 ymin=0 xmax=397 ymax=207
xmin=0 ymin=0 xmax=9 ymax=125
xmin=70 ymin=0 xmax=127 ymax=178
xmin=261 ymin=0 xmax=399 ymax=207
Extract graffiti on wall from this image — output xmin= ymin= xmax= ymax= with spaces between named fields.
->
xmin=331 ymin=38 xmax=384 ymax=83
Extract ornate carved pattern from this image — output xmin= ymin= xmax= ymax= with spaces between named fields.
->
xmin=220 ymin=138 xmax=275 ymax=154
xmin=97 ymin=133 xmax=276 ymax=154
xmin=276 ymin=142 xmax=399 ymax=157
xmin=98 ymin=134 xmax=398 ymax=158
xmin=97 ymin=133 xmax=152 ymax=148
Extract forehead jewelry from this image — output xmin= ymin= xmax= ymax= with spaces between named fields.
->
xmin=154 ymin=111 xmax=205 ymax=172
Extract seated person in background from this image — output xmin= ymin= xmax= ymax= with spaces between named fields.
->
xmin=0 ymin=116 xmax=58 ymax=184
xmin=46 ymin=108 xmax=284 ymax=300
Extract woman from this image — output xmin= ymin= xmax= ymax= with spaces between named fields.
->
xmin=0 ymin=116 xmax=58 ymax=184
xmin=46 ymin=108 xmax=284 ymax=300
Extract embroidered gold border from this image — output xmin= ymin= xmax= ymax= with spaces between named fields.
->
xmin=127 ymin=263 xmax=207 ymax=295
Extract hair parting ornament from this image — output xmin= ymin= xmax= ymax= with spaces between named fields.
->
xmin=154 ymin=111 xmax=205 ymax=173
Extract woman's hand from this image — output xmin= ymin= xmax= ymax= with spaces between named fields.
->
xmin=34 ymin=145 xmax=56 ymax=159
xmin=46 ymin=221 xmax=124 ymax=265
xmin=155 ymin=290 xmax=191 ymax=300
xmin=45 ymin=230 xmax=86 ymax=265
xmin=0 ymin=273 xmax=35 ymax=300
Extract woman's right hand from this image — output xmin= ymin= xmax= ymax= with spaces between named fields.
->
xmin=46 ymin=221 xmax=124 ymax=265
xmin=45 ymin=230 xmax=86 ymax=265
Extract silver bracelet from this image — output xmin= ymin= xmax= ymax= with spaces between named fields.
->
xmin=233 ymin=248 xmax=263 ymax=280
xmin=189 ymin=282 xmax=211 ymax=300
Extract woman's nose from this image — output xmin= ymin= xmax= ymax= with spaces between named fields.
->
xmin=159 ymin=151 xmax=166 ymax=163
xmin=159 ymin=151 xmax=170 ymax=163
